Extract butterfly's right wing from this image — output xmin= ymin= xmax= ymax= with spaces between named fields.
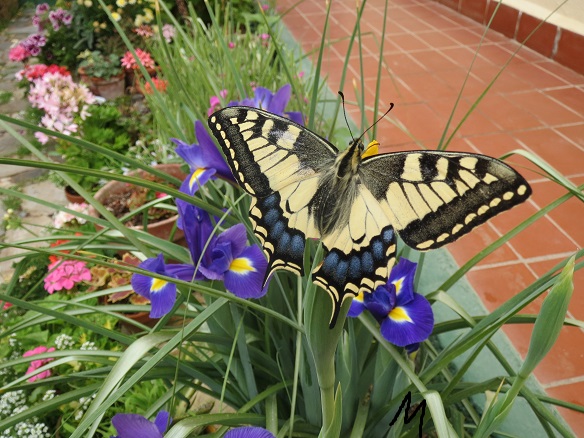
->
xmin=208 ymin=106 xmax=337 ymax=278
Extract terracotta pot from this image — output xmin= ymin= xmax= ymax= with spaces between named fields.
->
xmin=88 ymin=164 xmax=186 ymax=242
xmin=64 ymin=185 xmax=86 ymax=204
xmin=78 ymin=67 xmax=126 ymax=99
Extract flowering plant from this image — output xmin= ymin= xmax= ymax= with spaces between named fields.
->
xmin=44 ymin=259 xmax=92 ymax=293
xmin=27 ymin=70 xmax=96 ymax=144
xmin=121 ymin=48 xmax=156 ymax=71
xmin=77 ymin=50 xmax=123 ymax=80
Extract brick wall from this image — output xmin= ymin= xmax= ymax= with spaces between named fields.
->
xmin=434 ymin=0 xmax=584 ymax=76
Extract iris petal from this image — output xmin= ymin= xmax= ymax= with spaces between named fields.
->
xmin=268 ymin=84 xmax=291 ymax=115
xmin=224 ymin=245 xmax=268 ymax=298
xmin=348 ymin=291 xmax=366 ymax=317
xmin=390 ymin=258 xmax=417 ymax=304
xmin=225 ymin=426 xmax=275 ymax=438
xmin=180 ymin=168 xmax=216 ymax=195
xmin=111 ymin=414 xmax=164 ymax=438
xmin=153 ymin=411 xmax=171 ymax=434
xmin=380 ymin=293 xmax=434 ymax=347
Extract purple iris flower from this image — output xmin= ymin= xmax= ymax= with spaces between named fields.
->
xmin=130 ymin=254 xmax=194 ymax=318
xmin=111 ymin=410 xmax=171 ymax=438
xmin=172 ymin=121 xmax=235 ymax=195
xmin=225 ymin=427 xmax=275 ymax=438
xmin=229 ymin=84 xmax=304 ymax=126
xmin=131 ymin=200 xmax=269 ymax=318
xmin=348 ymin=259 xmax=434 ymax=348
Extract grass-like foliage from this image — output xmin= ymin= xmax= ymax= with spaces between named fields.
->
xmin=0 ymin=0 xmax=581 ymax=437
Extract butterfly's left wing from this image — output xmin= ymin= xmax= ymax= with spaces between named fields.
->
xmin=359 ymin=151 xmax=531 ymax=250
xmin=208 ymin=106 xmax=337 ymax=279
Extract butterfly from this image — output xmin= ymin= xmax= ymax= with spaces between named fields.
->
xmin=208 ymin=106 xmax=531 ymax=327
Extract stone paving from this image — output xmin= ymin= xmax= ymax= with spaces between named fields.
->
xmin=0 ymin=6 xmax=67 ymax=281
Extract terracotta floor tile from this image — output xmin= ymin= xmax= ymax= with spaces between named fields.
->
xmin=466 ymin=263 xmax=537 ymax=309
xmin=389 ymin=33 xmax=431 ymax=52
xmin=513 ymin=129 xmax=584 ymax=177
xmin=441 ymin=46 xmax=480 ymax=66
xmin=447 ymin=224 xmax=518 ymax=266
xmin=510 ymin=90 xmax=582 ymax=127
xmin=384 ymin=52 xmax=427 ymax=76
xmin=504 ymin=323 xmax=584 ymax=384
xmin=545 ymin=381 xmax=584 ymax=437
xmin=528 ymin=177 xmax=584 ymax=248
xmin=537 ymin=61 xmax=584 ymax=86
xmin=547 ymin=87 xmax=584 ymax=116
xmin=505 ymin=61 xmax=571 ymax=89
xmin=415 ymin=30 xmax=460 ymax=48
xmin=529 ymin=258 xmax=584 ymax=321
xmin=399 ymin=73 xmax=454 ymax=100
xmin=408 ymin=49 xmax=460 ymax=72
xmin=556 ymin=124 xmax=584 ymax=150
xmin=365 ymin=77 xmax=421 ymax=106
xmin=392 ymin=102 xmax=449 ymax=143
xmin=432 ymin=67 xmax=491 ymax=98
xmin=476 ymin=94 xmax=542 ymax=132
xmin=489 ymin=200 xmax=577 ymax=259
xmin=427 ymin=98 xmax=501 ymax=137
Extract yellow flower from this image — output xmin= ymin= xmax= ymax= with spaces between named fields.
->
xmin=111 ymin=11 xmax=121 ymax=21
xmin=134 ymin=15 xmax=144 ymax=27
xmin=100 ymin=22 xmax=107 ymax=29
xmin=128 ymin=0 xmax=136 ymax=3
xmin=92 ymin=20 xmax=99 ymax=27
xmin=116 ymin=0 xmax=127 ymax=6
xmin=84 ymin=0 xmax=92 ymax=6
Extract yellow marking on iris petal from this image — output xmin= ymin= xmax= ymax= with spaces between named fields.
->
xmin=230 ymin=257 xmax=256 ymax=273
xmin=361 ymin=140 xmax=379 ymax=159
xmin=151 ymin=278 xmax=168 ymax=292
xmin=189 ymin=168 xmax=207 ymax=189
xmin=389 ymin=306 xmax=413 ymax=323
xmin=393 ymin=277 xmax=404 ymax=294
xmin=518 ymin=185 xmax=527 ymax=195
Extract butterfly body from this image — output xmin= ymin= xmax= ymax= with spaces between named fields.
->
xmin=209 ymin=106 xmax=531 ymax=326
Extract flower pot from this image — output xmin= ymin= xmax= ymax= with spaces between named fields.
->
xmin=88 ymin=164 xmax=186 ymax=242
xmin=64 ymin=185 xmax=85 ymax=204
xmin=78 ymin=67 xmax=126 ymax=99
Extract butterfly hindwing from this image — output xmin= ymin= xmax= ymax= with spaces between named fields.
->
xmin=359 ymin=151 xmax=532 ymax=250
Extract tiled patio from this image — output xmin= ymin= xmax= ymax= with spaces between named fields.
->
xmin=280 ymin=0 xmax=584 ymax=434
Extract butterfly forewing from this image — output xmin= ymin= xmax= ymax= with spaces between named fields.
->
xmin=360 ymin=151 xmax=532 ymax=250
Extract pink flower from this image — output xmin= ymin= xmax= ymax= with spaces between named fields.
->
xmin=228 ymin=42 xmax=235 ymax=49
xmin=207 ymin=92 xmax=227 ymax=116
xmin=121 ymin=49 xmax=156 ymax=70
xmin=162 ymin=24 xmax=175 ymax=43
xmin=9 ymin=45 xmax=31 ymax=62
xmin=261 ymin=4 xmax=270 ymax=11
xmin=260 ymin=33 xmax=269 ymax=40
xmin=44 ymin=259 xmax=92 ymax=293
xmin=2 ymin=301 xmax=12 ymax=310
xmin=23 ymin=346 xmax=55 ymax=382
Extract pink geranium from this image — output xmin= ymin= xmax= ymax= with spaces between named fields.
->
xmin=44 ymin=259 xmax=92 ymax=293
xmin=23 ymin=346 xmax=56 ymax=382
xmin=121 ymin=48 xmax=156 ymax=70
xmin=8 ymin=45 xmax=31 ymax=62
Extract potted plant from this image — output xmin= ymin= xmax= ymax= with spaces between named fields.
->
xmin=77 ymin=50 xmax=126 ymax=99
xmin=88 ymin=164 xmax=187 ymax=242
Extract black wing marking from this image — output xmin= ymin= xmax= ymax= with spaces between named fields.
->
xmin=360 ymin=151 xmax=532 ymax=250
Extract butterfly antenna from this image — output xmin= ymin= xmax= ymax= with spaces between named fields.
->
xmin=338 ymin=91 xmax=355 ymax=142
xmin=355 ymin=102 xmax=395 ymax=145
